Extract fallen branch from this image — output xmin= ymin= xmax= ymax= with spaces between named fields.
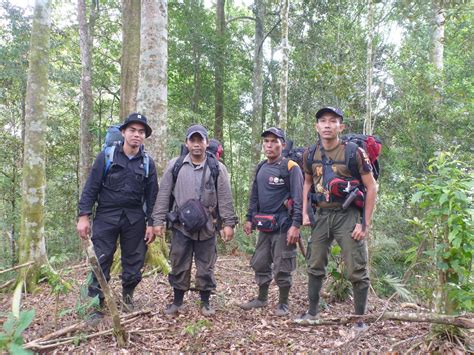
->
xmin=82 ymin=238 xmax=127 ymax=347
xmin=24 ymin=313 xmax=147 ymax=350
xmin=0 ymin=279 xmax=15 ymax=290
xmin=294 ymin=312 xmax=474 ymax=329
xmin=0 ymin=261 xmax=34 ymax=276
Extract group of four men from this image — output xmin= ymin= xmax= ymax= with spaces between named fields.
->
xmin=77 ymin=106 xmax=377 ymax=326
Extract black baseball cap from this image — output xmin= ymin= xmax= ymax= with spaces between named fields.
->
xmin=315 ymin=106 xmax=344 ymax=121
xmin=186 ymin=124 xmax=208 ymax=140
xmin=120 ymin=113 xmax=152 ymax=137
xmin=261 ymin=127 xmax=285 ymax=142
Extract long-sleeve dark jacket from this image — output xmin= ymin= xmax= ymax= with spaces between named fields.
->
xmin=246 ymin=157 xmax=303 ymax=228
xmin=78 ymin=145 xmax=159 ymax=226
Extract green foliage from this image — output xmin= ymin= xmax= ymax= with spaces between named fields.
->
xmin=0 ymin=310 xmax=35 ymax=355
xmin=183 ymin=319 xmax=212 ymax=337
xmin=408 ymin=149 xmax=473 ymax=312
xmin=326 ymin=245 xmax=351 ymax=302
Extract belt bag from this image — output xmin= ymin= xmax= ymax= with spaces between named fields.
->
xmin=252 ymin=213 xmax=279 ymax=233
xmin=178 ymin=198 xmax=208 ymax=233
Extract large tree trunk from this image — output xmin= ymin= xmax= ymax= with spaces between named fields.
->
xmin=78 ymin=0 xmax=97 ymax=194
xmin=137 ymin=0 xmax=168 ymax=174
xmin=364 ymin=0 xmax=374 ymax=135
xmin=250 ymin=0 xmax=264 ymax=179
xmin=18 ymin=0 xmax=52 ymax=291
xmin=120 ymin=0 xmax=141 ymax=120
xmin=278 ymin=0 xmax=289 ymax=131
xmin=214 ymin=0 xmax=225 ymax=143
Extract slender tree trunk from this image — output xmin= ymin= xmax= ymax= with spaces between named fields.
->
xmin=187 ymin=0 xmax=202 ymax=113
xmin=120 ymin=0 xmax=141 ymax=120
xmin=432 ymin=0 xmax=444 ymax=72
xmin=18 ymin=0 xmax=52 ymax=291
xmin=269 ymin=41 xmax=279 ymax=125
xmin=278 ymin=0 xmax=289 ymax=131
xmin=214 ymin=0 xmax=225 ymax=143
xmin=364 ymin=0 xmax=373 ymax=135
xmin=137 ymin=0 xmax=168 ymax=175
xmin=250 ymin=0 xmax=264 ymax=179
xmin=78 ymin=0 xmax=96 ymax=194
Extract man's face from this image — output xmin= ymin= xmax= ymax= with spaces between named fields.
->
xmin=262 ymin=134 xmax=285 ymax=160
xmin=186 ymin=133 xmax=208 ymax=158
xmin=316 ymin=113 xmax=344 ymax=139
xmin=122 ymin=122 xmax=146 ymax=149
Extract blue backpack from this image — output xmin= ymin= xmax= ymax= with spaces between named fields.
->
xmin=102 ymin=125 xmax=150 ymax=179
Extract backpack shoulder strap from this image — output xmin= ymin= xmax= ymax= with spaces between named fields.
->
xmin=142 ymin=152 xmax=150 ymax=178
xmin=206 ymin=152 xmax=220 ymax=187
xmin=172 ymin=154 xmax=186 ymax=184
xmin=305 ymin=143 xmax=318 ymax=174
xmin=344 ymin=141 xmax=361 ymax=180
xmin=103 ymin=145 xmax=116 ymax=180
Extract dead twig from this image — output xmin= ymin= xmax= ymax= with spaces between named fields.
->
xmin=0 ymin=261 xmax=34 ymax=276
xmin=216 ymin=265 xmax=253 ymax=275
xmin=0 ymin=279 xmax=15 ymax=290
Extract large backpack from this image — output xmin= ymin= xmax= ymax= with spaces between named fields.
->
xmin=305 ymin=134 xmax=381 ymax=182
xmin=282 ymin=140 xmax=306 ymax=173
xmin=102 ymin=125 xmax=150 ymax=179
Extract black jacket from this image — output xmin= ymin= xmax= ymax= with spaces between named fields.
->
xmin=78 ymin=145 xmax=159 ymax=226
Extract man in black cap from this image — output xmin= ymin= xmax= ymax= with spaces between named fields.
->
xmin=77 ymin=113 xmax=158 ymax=319
xmin=152 ymin=124 xmax=237 ymax=316
xmin=240 ymin=127 xmax=303 ymax=317
xmin=298 ymin=106 xmax=377 ymax=329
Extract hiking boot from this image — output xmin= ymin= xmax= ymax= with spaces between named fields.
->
xmin=164 ymin=303 xmax=184 ymax=315
xmin=352 ymin=321 xmax=368 ymax=332
xmin=295 ymin=311 xmax=319 ymax=322
xmin=201 ymin=303 xmax=215 ymax=317
xmin=274 ymin=303 xmax=289 ymax=317
xmin=239 ymin=298 xmax=268 ymax=310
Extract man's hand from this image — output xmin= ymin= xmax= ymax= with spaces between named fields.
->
xmin=222 ymin=226 xmax=234 ymax=242
xmin=76 ymin=215 xmax=90 ymax=240
xmin=352 ymin=223 xmax=369 ymax=241
xmin=144 ymin=226 xmax=156 ymax=245
xmin=302 ymin=213 xmax=311 ymax=226
xmin=154 ymin=225 xmax=165 ymax=239
xmin=243 ymin=221 xmax=253 ymax=236
xmin=286 ymin=225 xmax=300 ymax=245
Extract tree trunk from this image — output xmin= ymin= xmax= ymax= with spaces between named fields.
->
xmin=120 ymin=0 xmax=141 ymax=120
xmin=278 ymin=0 xmax=289 ymax=132
xmin=364 ymin=0 xmax=374 ymax=135
xmin=187 ymin=0 xmax=202 ymax=113
xmin=18 ymin=0 xmax=52 ymax=291
xmin=250 ymin=0 xmax=265 ymax=178
xmin=214 ymin=0 xmax=225 ymax=143
xmin=78 ymin=0 xmax=97 ymax=194
xmin=137 ymin=0 xmax=168 ymax=175
xmin=431 ymin=0 xmax=444 ymax=72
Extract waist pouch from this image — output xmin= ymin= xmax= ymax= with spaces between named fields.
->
xmin=177 ymin=199 xmax=208 ymax=233
xmin=252 ymin=213 xmax=279 ymax=233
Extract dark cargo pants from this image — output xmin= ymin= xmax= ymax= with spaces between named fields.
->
xmin=168 ymin=229 xmax=217 ymax=291
xmin=307 ymin=207 xmax=370 ymax=313
xmin=88 ymin=213 xmax=147 ymax=299
xmin=251 ymin=229 xmax=297 ymax=288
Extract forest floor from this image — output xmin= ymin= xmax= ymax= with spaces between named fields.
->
xmin=0 ymin=254 xmax=469 ymax=353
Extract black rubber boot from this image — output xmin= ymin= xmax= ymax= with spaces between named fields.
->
xmin=278 ymin=286 xmax=290 ymax=305
xmin=353 ymin=282 xmax=369 ymax=315
xmin=122 ymin=287 xmax=135 ymax=312
xmin=308 ymin=274 xmax=323 ymax=316
xmin=257 ymin=283 xmax=269 ymax=302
